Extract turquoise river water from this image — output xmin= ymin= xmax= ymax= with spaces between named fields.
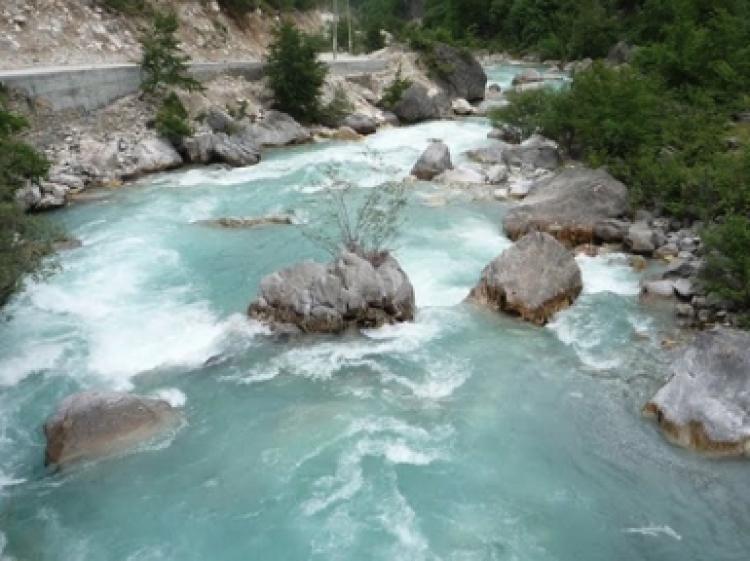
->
xmin=1 ymin=68 xmax=749 ymax=561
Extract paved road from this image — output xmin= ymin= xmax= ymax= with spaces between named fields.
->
xmin=0 ymin=55 xmax=387 ymax=111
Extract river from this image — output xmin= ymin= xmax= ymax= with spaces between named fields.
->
xmin=1 ymin=67 xmax=749 ymax=561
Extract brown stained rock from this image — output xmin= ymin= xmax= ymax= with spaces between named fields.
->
xmin=503 ymin=168 xmax=628 ymax=247
xmin=44 ymin=390 xmax=179 ymax=468
xmin=468 ymin=231 xmax=583 ymax=325
xmin=644 ymin=328 xmax=750 ymax=456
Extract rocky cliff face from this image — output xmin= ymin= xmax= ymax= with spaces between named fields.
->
xmin=0 ymin=1 xmax=325 ymax=69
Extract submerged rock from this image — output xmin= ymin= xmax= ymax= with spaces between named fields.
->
xmin=503 ymin=168 xmax=628 ymax=246
xmin=468 ymin=231 xmax=583 ymax=325
xmin=411 ymin=140 xmax=453 ymax=180
xmin=644 ymin=329 xmax=750 ymax=456
xmin=43 ymin=390 xmax=179 ymax=468
xmin=196 ymin=215 xmax=293 ymax=228
xmin=248 ymin=251 xmax=415 ymax=334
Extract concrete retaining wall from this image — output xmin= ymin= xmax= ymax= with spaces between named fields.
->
xmin=0 ymin=59 xmax=387 ymax=112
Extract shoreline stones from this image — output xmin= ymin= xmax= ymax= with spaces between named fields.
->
xmin=248 ymin=251 xmax=415 ymax=334
xmin=468 ymin=231 xmax=583 ymax=325
xmin=503 ymin=168 xmax=628 ymax=246
xmin=644 ymin=328 xmax=750 ymax=456
xmin=43 ymin=390 xmax=179 ymax=468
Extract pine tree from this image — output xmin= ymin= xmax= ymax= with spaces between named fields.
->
xmin=138 ymin=12 xmax=202 ymax=96
xmin=265 ymin=21 xmax=328 ymax=122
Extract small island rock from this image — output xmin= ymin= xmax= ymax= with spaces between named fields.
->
xmin=248 ymin=251 xmax=415 ymax=333
xmin=469 ymin=231 xmax=583 ymax=325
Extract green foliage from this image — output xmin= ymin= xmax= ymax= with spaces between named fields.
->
xmin=138 ymin=12 xmax=202 ymax=96
xmin=701 ymin=216 xmax=750 ymax=310
xmin=265 ymin=21 xmax=327 ymax=122
xmin=380 ymin=64 xmax=411 ymax=110
xmin=0 ymin=91 xmax=59 ymax=307
xmin=155 ymin=92 xmax=193 ymax=142
xmin=318 ymin=85 xmax=354 ymax=128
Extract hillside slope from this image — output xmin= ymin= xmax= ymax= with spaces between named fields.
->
xmin=0 ymin=1 xmax=326 ymax=70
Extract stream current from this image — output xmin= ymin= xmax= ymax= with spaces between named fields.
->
xmin=1 ymin=67 xmax=749 ymax=561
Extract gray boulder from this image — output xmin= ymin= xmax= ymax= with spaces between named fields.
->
xmin=625 ymin=222 xmax=659 ymax=255
xmin=245 ymin=110 xmax=311 ymax=147
xmin=341 ymin=113 xmax=377 ymax=135
xmin=392 ymin=83 xmax=451 ymax=124
xmin=184 ymin=132 xmax=261 ymax=167
xmin=644 ymin=329 xmax=750 ymax=455
xmin=503 ymin=134 xmax=562 ymax=171
xmin=411 ymin=140 xmax=453 ymax=180
xmin=15 ymin=182 xmax=42 ymax=212
xmin=512 ymin=68 xmax=542 ymax=86
xmin=593 ymin=219 xmax=631 ymax=243
xmin=503 ymin=168 xmax=629 ymax=246
xmin=488 ymin=124 xmax=521 ymax=144
xmin=468 ymin=231 xmax=583 ymax=325
xmin=211 ymin=133 xmax=261 ymax=167
xmin=205 ymin=109 xmax=236 ymax=134
xmin=466 ymin=135 xmax=561 ymax=172
xmin=43 ymin=390 xmax=179 ymax=468
xmin=429 ymin=43 xmax=487 ymax=102
xmin=248 ymin=251 xmax=415 ymax=334
xmin=435 ymin=165 xmax=486 ymax=186
xmin=129 ymin=138 xmax=183 ymax=176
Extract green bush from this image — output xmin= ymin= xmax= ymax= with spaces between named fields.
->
xmin=0 ymin=90 xmax=59 ymax=307
xmin=317 ymin=85 xmax=354 ymax=128
xmin=701 ymin=216 xmax=750 ymax=311
xmin=265 ymin=21 xmax=327 ymax=122
xmin=155 ymin=92 xmax=193 ymax=142
xmin=380 ymin=64 xmax=411 ymax=110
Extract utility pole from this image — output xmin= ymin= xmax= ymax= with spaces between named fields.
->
xmin=347 ymin=0 xmax=353 ymax=54
xmin=332 ymin=0 xmax=338 ymax=60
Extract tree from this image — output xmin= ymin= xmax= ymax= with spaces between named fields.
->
xmin=0 ymin=87 xmax=59 ymax=307
xmin=138 ymin=12 xmax=202 ymax=96
xmin=300 ymin=155 xmax=408 ymax=261
xmin=265 ymin=21 xmax=328 ymax=122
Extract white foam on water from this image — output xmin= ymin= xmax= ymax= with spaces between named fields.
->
xmin=378 ymin=486 xmax=432 ymax=561
xmin=302 ymin=417 xmax=451 ymax=517
xmin=380 ymin=356 xmax=471 ymax=401
xmin=624 ymin=525 xmax=682 ymax=541
xmin=577 ymin=254 xmax=640 ymax=296
xmin=0 ymin=471 xmax=26 ymax=490
xmin=236 ymin=313 xmax=446 ymax=384
xmin=547 ymin=307 xmax=624 ymax=371
xmin=0 ymin=344 xmax=64 ymax=387
xmin=151 ymin=388 xmax=187 ymax=408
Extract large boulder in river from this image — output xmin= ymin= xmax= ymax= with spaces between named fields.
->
xmin=428 ymin=43 xmax=487 ymax=102
xmin=128 ymin=138 xmax=183 ymax=176
xmin=644 ymin=329 xmax=750 ymax=456
xmin=391 ymin=83 xmax=451 ymax=124
xmin=43 ymin=390 xmax=179 ymax=468
xmin=411 ymin=140 xmax=453 ymax=180
xmin=503 ymin=168 xmax=628 ymax=246
xmin=244 ymin=110 xmax=311 ymax=147
xmin=184 ymin=132 xmax=261 ymax=167
xmin=248 ymin=251 xmax=415 ymax=334
xmin=468 ymin=231 xmax=583 ymax=325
